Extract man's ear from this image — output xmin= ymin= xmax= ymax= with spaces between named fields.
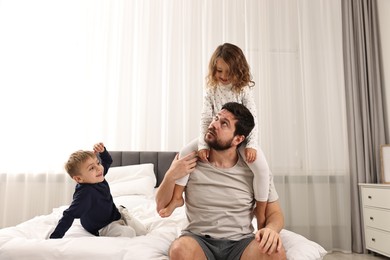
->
xmin=233 ymin=135 xmax=245 ymax=146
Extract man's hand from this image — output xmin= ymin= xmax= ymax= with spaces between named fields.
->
xmin=155 ymin=151 xmax=198 ymax=213
xmin=255 ymin=227 xmax=283 ymax=255
xmin=167 ymin=151 xmax=198 ymax=180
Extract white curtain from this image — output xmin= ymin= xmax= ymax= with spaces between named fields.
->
xmin=0 ymin=0 xmax=350 ymax=252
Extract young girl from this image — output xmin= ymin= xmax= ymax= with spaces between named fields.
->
xmin=159 ymin=43 xmax=270 ymax=228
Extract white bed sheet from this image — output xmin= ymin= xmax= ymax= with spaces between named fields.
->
xmin=0 ymin=193 xmax=327 ymax=260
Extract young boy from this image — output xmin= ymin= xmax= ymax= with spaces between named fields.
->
xmin=50 ymin=142 xmax=146 ymax=239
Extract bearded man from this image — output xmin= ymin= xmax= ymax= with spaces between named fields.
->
xmin=156 ymin=102 xmax=286 ymax=260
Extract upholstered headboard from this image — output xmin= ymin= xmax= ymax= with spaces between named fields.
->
xmin=109 ymin=151 xmax=177 ymax=187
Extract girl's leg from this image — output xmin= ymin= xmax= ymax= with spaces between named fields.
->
xmin=238 ymin=145 xmax=270 ymax=228
xmin=159 ymin=184 xmax=185 ymax=217
xmin=175 ymin=138 xmax=198 ymax=186
xmin=238 ymin=145 xmax=270 ymax=201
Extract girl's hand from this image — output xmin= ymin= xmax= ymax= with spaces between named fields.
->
xmin=198 ymin=149 xmax=210 ymax=162
xmin=245 ymin=148 xmax=257 ymax=163
xmin=93 ymin=142 xmax=105 ymax=154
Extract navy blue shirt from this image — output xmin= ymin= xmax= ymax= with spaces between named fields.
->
xmin=50 ymin=149 xmax=120 ymax=238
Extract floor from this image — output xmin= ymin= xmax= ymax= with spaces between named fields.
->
xmin=324 ymin=252 xmax=389 ymax=260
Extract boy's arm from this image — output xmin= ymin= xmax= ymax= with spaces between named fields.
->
xmin=92 ymin=142 xmax=112 ymax=175
xmin=49 ymin=210 xmax=75 ymax=239
xmin=50 ymin=188 xmax=92 ymax=238
xmin=99 ymin=148 xmax=113 ymax=175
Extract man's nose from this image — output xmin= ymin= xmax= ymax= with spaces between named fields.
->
xmin=209 ymin=121 xmax=218 ymax=129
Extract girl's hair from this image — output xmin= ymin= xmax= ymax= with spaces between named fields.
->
xmin=206 ymin=43 xmax=255 ymax=93
xmin=65 ymin=150 xmax=96 ymax=177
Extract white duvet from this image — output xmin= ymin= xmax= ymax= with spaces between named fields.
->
xmin=0 ymin=194 xmax=327 ymax=260
xmin=0 ymin=164 xmax=327 ymax=259
xmin=0 ymin=194 xmax=183 ymax=260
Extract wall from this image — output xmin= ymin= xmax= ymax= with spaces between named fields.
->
xmin=378 ymin=0 xmax=390 ymax=137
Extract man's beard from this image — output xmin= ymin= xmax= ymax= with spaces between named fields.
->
xmin=204 ymin=130 xmax=234 ymax=151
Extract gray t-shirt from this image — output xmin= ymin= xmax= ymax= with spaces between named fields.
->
xmin=184 ymin=154 xmax=278 ymax=241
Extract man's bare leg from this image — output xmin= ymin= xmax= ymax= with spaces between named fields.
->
xmin=241 ymin=239 xmax=286 ymax=260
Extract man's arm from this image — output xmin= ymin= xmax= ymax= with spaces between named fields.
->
xmin=155 ymin=152 xmax=197 ymax=212
xmin=254 ymin=200 xmax=284 ymax=254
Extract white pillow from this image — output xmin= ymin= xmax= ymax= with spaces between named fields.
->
xmin=281 ymin=229 xmax=328 ymax=260
xmin=105 ymin=164 xmax=156 ymax=197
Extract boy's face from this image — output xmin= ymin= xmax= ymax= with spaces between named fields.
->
xmin=73 ymin=156 xmax=105 ymax=184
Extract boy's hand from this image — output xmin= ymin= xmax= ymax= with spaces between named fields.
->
xmin=245 ymin=148 xmax=257 ymax=163
xmin=198 ymin=149 xmax=210 ymax=162
xmin=93 ymin=142 xmax=105 ymax=154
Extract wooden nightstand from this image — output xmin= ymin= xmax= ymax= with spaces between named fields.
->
xmin=359 ymin=183 xmax=390 ymax=257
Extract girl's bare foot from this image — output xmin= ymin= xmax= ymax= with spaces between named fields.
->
xmin=158 ymin=197 xmax=184 ymax=218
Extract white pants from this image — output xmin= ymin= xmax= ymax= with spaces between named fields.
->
xmin=99 ymin=206 xmax=147 ymax=237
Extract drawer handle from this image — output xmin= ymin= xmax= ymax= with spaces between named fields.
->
xmin=368 ymin=195 xmax=372 ymax=199
xmin=370 ymin=216 xmax=374 ymax=220
xmin=372 ymin=238 xmax=375 ymax=242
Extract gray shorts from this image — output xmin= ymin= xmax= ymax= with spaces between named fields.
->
xmin=181 ymin=232 xmax=254 ymax=260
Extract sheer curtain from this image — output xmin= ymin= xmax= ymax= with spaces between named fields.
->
xmin=253 ymin=0 xmax=350 ymax=252
xmin=342 ymin=0 xmax=387 ymax=253
xmin=0 ymin=0 xmax=350 ymax=252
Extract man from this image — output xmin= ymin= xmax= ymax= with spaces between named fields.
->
xmin=156 ymin=102 xmax=286 ymax=260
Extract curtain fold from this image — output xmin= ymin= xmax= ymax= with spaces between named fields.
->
xmin=0 ymin=0 xmax=352 ymax=252
xmin=341 ymin=0 xmax=387 ymax=253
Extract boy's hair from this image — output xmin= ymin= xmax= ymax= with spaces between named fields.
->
xmin=207 ymin=43 xmax=255 ymax=92
xmin=65 ymin=150 xmax=96 ymax=177
xmin=221 ymin=102 xmax=255 ymax=138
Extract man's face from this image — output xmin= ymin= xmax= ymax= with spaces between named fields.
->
xmin=204 ymin=109 xmax=237 ymax=150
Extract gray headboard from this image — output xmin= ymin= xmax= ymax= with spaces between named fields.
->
xmin=109 ymin=151 xmax=177 ymax=187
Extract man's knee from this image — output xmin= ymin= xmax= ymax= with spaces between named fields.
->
xmin=271 ymin=246 xmax=286 ymax=260
xmin=169 ymin=239 xmax=183 ymax=258
xmin=169 ymin=237 xmax=190 ymax=259
xmin=169 ymin=236 xmax=206 ymax=260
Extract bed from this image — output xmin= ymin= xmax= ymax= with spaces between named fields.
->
xmin=0 ymin=151 xmax=327 ymax=260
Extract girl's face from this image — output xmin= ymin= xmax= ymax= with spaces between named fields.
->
xmin=73 ymin=156 xmax=105 ymax=184
xmin=215 ymin=58 xmax=231 ymax=85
